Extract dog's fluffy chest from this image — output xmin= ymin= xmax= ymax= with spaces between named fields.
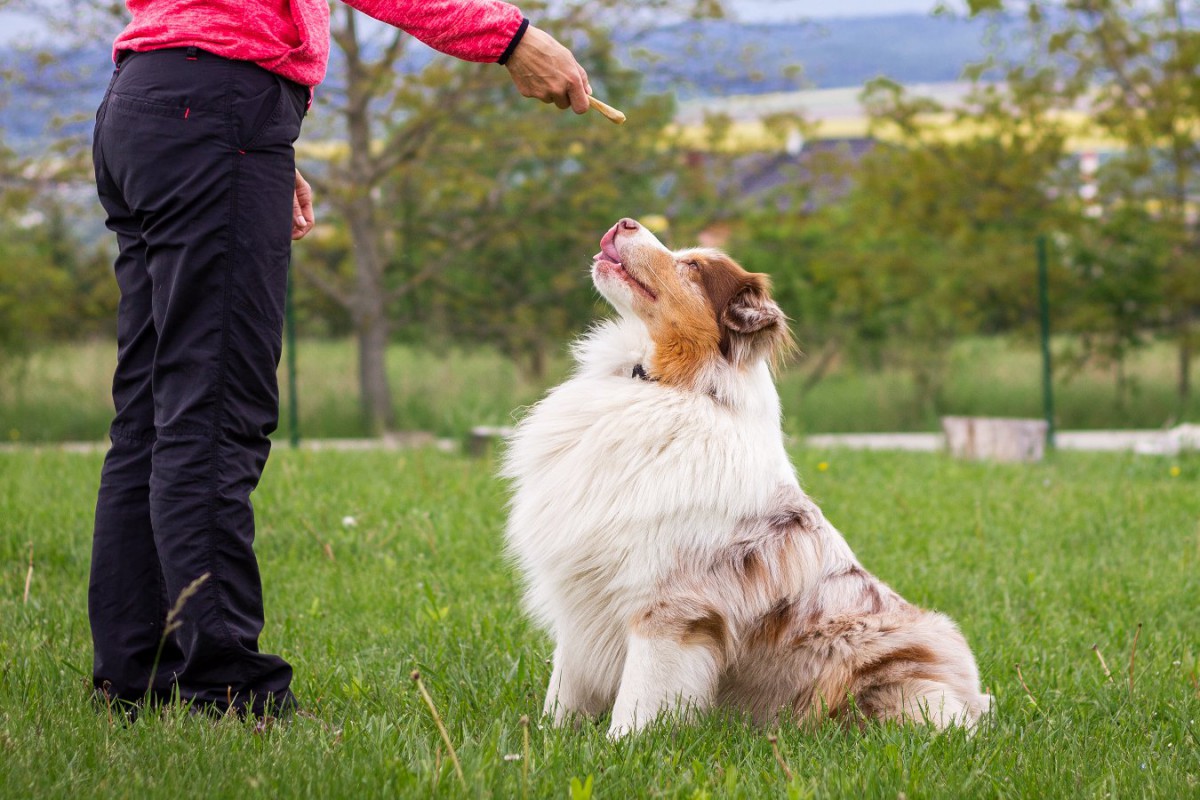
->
xmin=502 ymin=329 xmax=795 ymax=633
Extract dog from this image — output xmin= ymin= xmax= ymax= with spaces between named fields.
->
xmin=502 ymin=218 xmax=992 ymax=738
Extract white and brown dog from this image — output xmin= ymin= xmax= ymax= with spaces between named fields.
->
xmin=503 ymin=218 xmax=991 ymax=738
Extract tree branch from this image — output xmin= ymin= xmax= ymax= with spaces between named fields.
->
xmin=365 ymin=29 xmax=408 ymax=86
xmin=294 ymin=260 xmax=354 ymax=311
xmin=1075 ymin=1 xmax=1151 ymax=108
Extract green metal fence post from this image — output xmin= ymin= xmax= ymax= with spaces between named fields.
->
xmin=286 ymin=254 xmax=300 ymax=449
xmin=1037 ymin=234 xmax=1056 ymax=449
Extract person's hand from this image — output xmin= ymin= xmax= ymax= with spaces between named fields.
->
xmin=292 ymin=169 xmax=315 ymax=240
xmin=504 ymin=25 xmax=591 ymax=114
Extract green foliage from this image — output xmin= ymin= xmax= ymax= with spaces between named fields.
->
xmin=1062 ymin=207 xmax=1168 ymax=356
xmin=727 ymin=69 xmax=1074 ymax=412
xmin=0 ymin=207 xmax=117 ymax=362
xmin=961 ymin=0 xmax=1200 ymax=409
xmin=396 ymin=39 xmax=679 ymax=373
xmin=1 ymin=448 xmax=1197 ymax=797
xmin=568 ymin=773 xmax=595 ymax=800
xmin=0 ymin=57 xmax=117 ymax=373
xmin=724 ymin=2 xmax=1197 ymax=417
xmin=0 ymin=221 xmax=70 ymax=356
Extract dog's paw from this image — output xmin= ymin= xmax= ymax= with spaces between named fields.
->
xmin=606 ymin=721 xmax=634 ymax=740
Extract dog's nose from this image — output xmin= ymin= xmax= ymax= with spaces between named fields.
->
xmin=619 ymin=218 xmax=639 ymax=232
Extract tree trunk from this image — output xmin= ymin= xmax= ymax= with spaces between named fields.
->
xmin=357 ymin=314 xmax=395 ymax=435
xmin=1180 ymin=318 xmax=1193 ymax=419
xmin=1114 ymin=352 xmax=1128 ymax=413
xmin=340 ymin=7 xmax=396 ymax=435
xmin=910 ymin=347 xmax=947 ymax=423
xmin=346 ymin=191 xmax=394 ymax=434
xmin=527 ymin=339 xmax=546 ymax=380
xmin=800 ymin=339 xmax=841 ymax=396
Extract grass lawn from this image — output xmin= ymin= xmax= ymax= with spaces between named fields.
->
xmin=1 ymin=447 xmax=1198 ymax=798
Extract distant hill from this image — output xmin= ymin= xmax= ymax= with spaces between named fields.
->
xmin=0 ymin=13 xmax=1020 ymax=148
xmin=1 ymin=46 xmax=112 ymax=145
xmin=623 ymin=14 xmax=1020 ymax=97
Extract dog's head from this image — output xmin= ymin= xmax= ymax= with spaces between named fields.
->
xmin=591 ymin=218 xmax=792 ymax=388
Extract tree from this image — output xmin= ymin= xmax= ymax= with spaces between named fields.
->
xmin=801 ymin=67 xmax=1075 ymax=416
xmin=963 ymin=0 xmax=1200 ymax=415
xmin=0 ymin=28 xmax=118 ymax=372
xmin=422 ymin=86 xmax=678 ymax=376
xmin=298 ymin=1 xmax=701 ymax=433
xmin=1061 ymin=204 xmax=1169 ymax=408
xmin=1058 ymin=0 xmax=1199 ymax=415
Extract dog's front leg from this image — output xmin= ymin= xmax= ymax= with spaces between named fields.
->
xmin=543 ymin=644 xmax=608 ymax=726
xmin=542 ymin=653 xmax=573 ymax=725
xmin=608 ymin=632 xmax=720 ymax=739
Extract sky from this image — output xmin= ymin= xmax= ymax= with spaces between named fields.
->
xmin=0 ymin=1 xmax=942 ymax=45
xmin=734 ymin=0 xmax=938 ymax=20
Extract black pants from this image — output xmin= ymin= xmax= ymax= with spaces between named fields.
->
xmin=90 ymin=48 xmax=306 ymax=715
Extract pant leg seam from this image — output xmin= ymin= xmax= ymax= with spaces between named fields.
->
xmin=198 ymin=57 xmax=252 ymax=693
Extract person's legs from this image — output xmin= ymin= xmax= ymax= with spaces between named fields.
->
xmin=90 ymin=67 xmax=186 ymax=708
xmin=91 ymin=49 xmax=306 ymax=716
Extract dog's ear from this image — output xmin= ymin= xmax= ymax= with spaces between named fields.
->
xmin=721 ymin=279 xmax=793 ymax=368
xmin=692 ymin=251 xmax=795 ymax=369
xmin=723 ymin=284 xmax=783 ymax=335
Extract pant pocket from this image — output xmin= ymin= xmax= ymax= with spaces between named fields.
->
xmin=230 ymin=79 xmax=284 ymax=152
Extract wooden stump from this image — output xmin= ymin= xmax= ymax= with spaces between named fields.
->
xmin=941 ymin=416 xmax=1048 ymax=462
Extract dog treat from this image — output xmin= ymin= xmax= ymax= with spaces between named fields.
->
xmin=588 ymin=95 xmax=626 ymax=125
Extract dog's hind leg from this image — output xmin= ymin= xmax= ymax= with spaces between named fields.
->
xmin=608 ymin=632 xmax=721 ymax=738
xmin=900 ymin=684 xmax=989 ymax=731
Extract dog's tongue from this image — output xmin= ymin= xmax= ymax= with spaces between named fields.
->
xmin=596 ymin=224 xmax=621 ymax=264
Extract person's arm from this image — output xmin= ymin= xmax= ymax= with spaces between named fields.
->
xmin=341 ymin=0 xmax=589 ymax=113
xmin=343 ymin=0 xmax=524 ymax=63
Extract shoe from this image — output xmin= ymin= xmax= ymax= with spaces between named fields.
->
xmin=186 ymin=689 xmax=299 ymax=722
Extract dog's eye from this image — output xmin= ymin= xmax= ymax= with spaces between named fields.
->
xmin=682 ymin=260 xmax=700 ymax=271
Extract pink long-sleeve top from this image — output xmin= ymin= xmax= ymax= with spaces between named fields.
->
xmin=112 ymin=0 xmax=529 ymax=87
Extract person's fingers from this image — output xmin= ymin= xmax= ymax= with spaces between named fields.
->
xmin=292 ymin=194 xmax=307 ymax=239
xmin=567 ymin=83 xmax=588 ymax=114
xmin=292 ymin=169 xmax=315 ymax=240
xmin=293 ymin=214 xmax=314 ymax=239
xmin=571 ymin=71 xmax=590 ymax=113
xmin=505 ymin=25 xmax=593 ymax=114
xmin=573 ymin=65 xmax=588 ymax=100
xmin=292 ymin=193 xmax=308 ymax=240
